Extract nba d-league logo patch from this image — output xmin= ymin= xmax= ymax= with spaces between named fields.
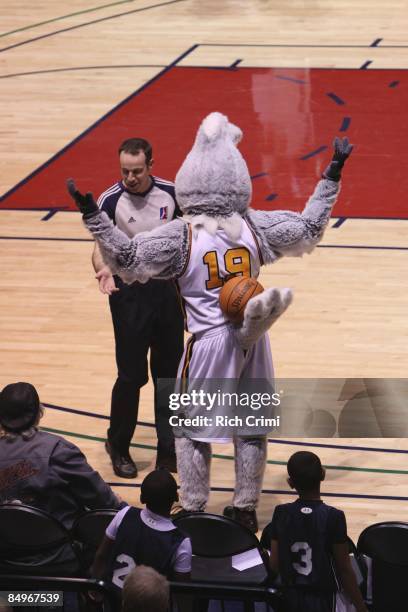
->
xmin=160 ymin=206 xmax=168 ymax=220
xmin=301 ymin=507 xmax=313 ymax=514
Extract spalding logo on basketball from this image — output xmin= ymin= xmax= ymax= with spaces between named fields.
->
xmin=219 ymin=276 xmax=264 ymax=323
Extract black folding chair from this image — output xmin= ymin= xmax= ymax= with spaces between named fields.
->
xmin=174 ymin=512 xmax=272 ymax=584
xmin=173 ymin=513 xmax=284 ymax=612
xmin=357 ymin=521 xmax=408 ymax=612
xmin=71 ymin=508 xmax=119 ymax=571
xmin=0 ymin=503 xmax=80 ymax=576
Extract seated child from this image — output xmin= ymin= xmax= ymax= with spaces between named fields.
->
xmin=91 ymin=470 xmax=191 ymax=591
xmin=264 ymin=451 xmax=368 ymax=612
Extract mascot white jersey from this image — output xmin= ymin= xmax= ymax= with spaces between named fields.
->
xmin=177 ymin=218 xmax=262 ymax=334
xmin=68 ymin=112 xmax=353 ymax=532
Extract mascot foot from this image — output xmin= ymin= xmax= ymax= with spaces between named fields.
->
xmin=223 ymin=505 xmax=258 ymax=533
xmin=172 ymin=507 xmax=204 ymax=520
xmin=235 ymin=287 xmax=293 ymax=351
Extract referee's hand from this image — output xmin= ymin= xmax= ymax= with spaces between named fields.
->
xmin=96 ymin=266 xmax=119 ymax=295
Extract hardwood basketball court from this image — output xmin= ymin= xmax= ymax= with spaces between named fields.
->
xmin=1 ymin=0 xmax=407 ymax=538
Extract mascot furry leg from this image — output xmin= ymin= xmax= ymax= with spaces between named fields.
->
xmin=176 ymin=437 xmax=212 ymax=512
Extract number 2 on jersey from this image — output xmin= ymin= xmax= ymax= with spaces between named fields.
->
xmin=203 ymin=247 xmax=251 ymax=289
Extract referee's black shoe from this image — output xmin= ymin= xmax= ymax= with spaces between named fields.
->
xmin=105 ymin=439 xmax=137 ymax=479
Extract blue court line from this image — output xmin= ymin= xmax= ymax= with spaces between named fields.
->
xmin=199 ymin=43 xmax=403 ymax=48
xmin=1 ymin=236 xmax=407 ymax=250
xmin=214 ymin=487 xmax=408 ymax=502
xmin=2 ymin=210 xmax=407 ymax=223
xmin=360 ymin=60 xmax=373 ymax=69
xmin=43 ymin=401 xmax=155 ymax=428
xmin=0 ymin=0 xmax=188 ymax=53
xmin=0 ymin=0 xmax=138 ymax=38
xmin=180 ymin=65 xmax=408 ymax=72
xmin=300 ymin=145 xmax=328 ymax=160
xmin=0 ymin=206 xmax=70 ymax=211
xmin=332 ymin=217 xmax=346 ymax=228
xmin=327 ymin=92 xmax=345 ymax=105
xmin=105 ymin=482 xmax=408 ymax=502
xmin=250 ymin=173 xmax=269 ymax=180
xmin=339 ymin=117 xmax=351 ymax=132
xmin=0 ymin=65 xmax=167 ymax=79
xmin=268 ymin=438 xmax=408 ymax=455
xmin=318 ymin=244 xmax=408 ymax=251
xmin=330 ymin=215 xmax=408 ymax=221
xmin=191 ymin=65 xmax=240 ymax=71
xmin=42 ymin=210 xmax=62 ymax=221
xmin=275 ymin=75 xmax=306 ymax=85
xmin=42 ymin=401 xmax=408 ymax=456
xmin=370 ymin=38 xmax=383 ymax=47
xmin=0 ymin=236 xmax=93 ymax=242
xmin=0 ymin=44 xmax=198 ymax=203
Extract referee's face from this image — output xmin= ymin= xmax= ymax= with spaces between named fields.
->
xmin=120 ymin=150 xmax=153 ymax=194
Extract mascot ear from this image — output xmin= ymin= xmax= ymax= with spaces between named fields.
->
xmin=228 ymin=123 xmax=243 ymax=146
xmin=199 ymin=111 xmax=228 ymax=143
xmin=197 ymin=112 xmax=243 ymax=147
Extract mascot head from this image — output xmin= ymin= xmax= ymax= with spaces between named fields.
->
xmin=175 ymin=112 xmax=252 ymax=219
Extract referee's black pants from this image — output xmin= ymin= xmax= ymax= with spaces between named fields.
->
xmin=108 ymin=278 xmax=184 ymax=459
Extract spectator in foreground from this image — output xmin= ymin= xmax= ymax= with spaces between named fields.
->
xmin=91 ymin=469 xmax=191 ymax=590
xmin=0 ymin=382 xmax=124 ymax=529
xmin=122 ymin=565 xmax=169 ymax=612
xmin=264 ymin=451 xmax=368 ymax=612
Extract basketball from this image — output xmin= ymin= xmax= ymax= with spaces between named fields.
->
xmin=219 ymin=276 xmax=264 ymax=323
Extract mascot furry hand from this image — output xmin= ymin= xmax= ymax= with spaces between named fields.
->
xmin=68 ymin=114 xmax=352 ymax=529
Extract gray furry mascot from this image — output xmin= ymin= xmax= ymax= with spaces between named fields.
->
xmin=68 ymin=113 xmax=352 ymax=531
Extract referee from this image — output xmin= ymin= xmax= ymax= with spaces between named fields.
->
xmin=93 ymin=138 xmax=184 ymax=478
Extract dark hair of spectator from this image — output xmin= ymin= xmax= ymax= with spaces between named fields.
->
xmin=118 ymin=138 xmax=153 ymax=164
xmin=122 ymin=565 xmax=169 ymax=612
xmin=140 ymin=469 xmax=178 ymax=514
xmin=287 ymin=451 xmax=324 ymax=492
xmin=0 ymin=382 xmax=42 ymax=439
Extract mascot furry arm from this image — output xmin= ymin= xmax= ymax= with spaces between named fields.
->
xmin=67 ymin=114 xmax=352 ymax=347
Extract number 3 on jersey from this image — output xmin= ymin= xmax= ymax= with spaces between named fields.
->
xmin=203 ymin=247 xmax=251 ymax=290
xmin=291 ymin=541 xmax=313 ymax=576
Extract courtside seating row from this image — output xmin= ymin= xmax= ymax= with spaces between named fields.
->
xmin=0 ymin=504 xmax=407 ymax=612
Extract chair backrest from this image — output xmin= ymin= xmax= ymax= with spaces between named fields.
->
xmin=0 ymin=503 xmax=78 ymax=575
xmin=357 ymin=522 xmax=408 ymax=566
xmin=71 ymin=508 xmax=119 ymax=572
xmin=173 ymin=512 xmax=260 ymax=558
xmin=0 ymin=504 xmax=69 ymax=555
xmin=357 ymin=522 xmax=408 ymax=612
xmin=71 ymin=509 xmax=119 ymax=550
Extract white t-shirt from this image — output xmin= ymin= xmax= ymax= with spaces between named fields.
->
xmin=106 ymin=506 xmax=192 ymax=573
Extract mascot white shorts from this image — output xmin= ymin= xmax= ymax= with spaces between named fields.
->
xmin=173 ymin=323 xmax=272 ymax=511
xmin=175 ymin=322 xmax=274 ymax=441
